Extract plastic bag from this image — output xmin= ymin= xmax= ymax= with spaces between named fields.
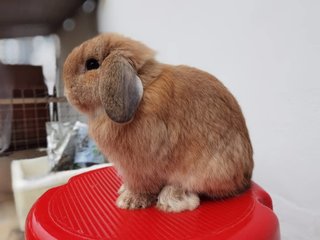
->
xmin=46 ymin=122 xmax=76 ymax=171
xmin=46 ymin=121 xmax=106 ymax=172
xmin=73 ymin=121 xmax=106 ymax=168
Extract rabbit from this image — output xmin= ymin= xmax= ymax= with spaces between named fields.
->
xmin=63 ymin=33 xmax=254 ymax=212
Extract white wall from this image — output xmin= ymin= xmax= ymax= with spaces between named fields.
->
xmin=98 ymin=1 xmax=320 ymax=239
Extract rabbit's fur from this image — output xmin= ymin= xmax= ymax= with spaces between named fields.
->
xmin=63 ymin=33 xmax=254 ymax=212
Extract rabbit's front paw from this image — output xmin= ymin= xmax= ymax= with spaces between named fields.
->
xmin=156 ymin=185 xmax=200 ymax=212
xmin=116 ymin=188 xmax=156 ymax=210
xmin=117 ymin=184 xmax=126 ymax=195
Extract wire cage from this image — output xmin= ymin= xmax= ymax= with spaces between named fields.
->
xmin=0 ymin=88 xmax=85 ymax=155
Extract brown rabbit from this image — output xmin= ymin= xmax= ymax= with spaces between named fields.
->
xmin=63 ymin=33 xmax=254 ymax=212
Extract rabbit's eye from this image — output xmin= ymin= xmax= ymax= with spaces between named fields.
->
xmin=85 ymin=58 xmax=100 ymax=70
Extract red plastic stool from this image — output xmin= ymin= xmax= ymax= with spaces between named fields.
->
xmin=26 ymin=166 xmax=280 ymax=240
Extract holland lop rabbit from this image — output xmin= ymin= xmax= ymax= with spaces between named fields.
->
xmin=63 ymin=33 xmax=254 ymax=212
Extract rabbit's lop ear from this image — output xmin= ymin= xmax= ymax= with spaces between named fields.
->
xmin=99 ymin=54 xmax=143 ymax=123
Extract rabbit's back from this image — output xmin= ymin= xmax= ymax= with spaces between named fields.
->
xmin=142 ymin=64 xmax=251 ymax=144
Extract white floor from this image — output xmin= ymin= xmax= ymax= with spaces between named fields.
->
xmin=0 ymin=193 xmax=24 ymax=240
xmin=272 ymin=193 xmax=320 ymax=240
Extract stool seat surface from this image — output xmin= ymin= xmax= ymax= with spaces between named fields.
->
xmin=26 ymin=166 xmax=280 ymax=240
